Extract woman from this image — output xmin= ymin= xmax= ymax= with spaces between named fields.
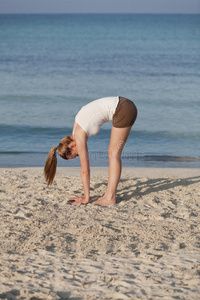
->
xmin=44 ymin=96 xmax=137 ymax=206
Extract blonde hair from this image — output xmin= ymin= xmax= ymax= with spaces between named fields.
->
xmin=44 ymin=136 xmax=73 ymax=185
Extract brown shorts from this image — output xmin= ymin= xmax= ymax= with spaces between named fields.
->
xmin=113 ymin=97 xmax=138 ymax=128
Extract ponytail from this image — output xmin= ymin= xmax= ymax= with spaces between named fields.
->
xmin=44 ymin=136 xmax=73 ymax=185
xmin=44 ymin=146 xmax=58 ymax=185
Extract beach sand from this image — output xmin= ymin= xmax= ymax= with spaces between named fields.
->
xmin=0 ymin=167 xmax=200 ymax=300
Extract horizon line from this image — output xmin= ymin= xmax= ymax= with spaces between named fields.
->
xmin=0 ymin=12 xmax=199 ymax=15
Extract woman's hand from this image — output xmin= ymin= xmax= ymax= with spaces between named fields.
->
xmin=69 ymin=195 xmax=90 ymax=204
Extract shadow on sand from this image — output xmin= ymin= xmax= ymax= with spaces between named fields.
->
xmin=116 ymin=175 xmax=200 ymax=203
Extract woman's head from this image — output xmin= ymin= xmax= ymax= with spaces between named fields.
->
xmin=57 ymin=136 xmax=73 ymax=160
xmin=44 ymin=136 xmax=77 ymax=185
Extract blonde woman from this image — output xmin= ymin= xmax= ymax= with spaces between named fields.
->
xmin=44 ymin=96 xmax=137 ymax=206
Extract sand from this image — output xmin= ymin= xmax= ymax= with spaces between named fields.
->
xmin=0 ymin=167 xmax=200 ymax=300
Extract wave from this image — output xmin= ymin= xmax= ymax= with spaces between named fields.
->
xmin=132 ymin=155 xmax=200 ymax=162
xmin=0 ymin=124 xmax=69 ymax=136
xmin=0 ymin=151 xmax=199 ymax=162
xmin=0 ymin=94 xmax=74 ymax=104
xmin=0 ymin=151 xmax=43 ymax=155
xmin=0 ymin=124 xmax=200 ymax=139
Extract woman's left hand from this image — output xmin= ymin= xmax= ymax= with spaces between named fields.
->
xmin=69 ymin=195 xmax=90 ymax=205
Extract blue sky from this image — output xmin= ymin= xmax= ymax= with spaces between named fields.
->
xmin=0 ymin=0 xmax=200 ymax=14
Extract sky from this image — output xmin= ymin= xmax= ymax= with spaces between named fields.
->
xmin=0 ymin=0 xmax=200 ymax=14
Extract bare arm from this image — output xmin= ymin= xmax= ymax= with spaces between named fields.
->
xmin=70 ymin=124 xmax=90 ymax=203
xmin=79 ymin=142 xmax=90 ymax=202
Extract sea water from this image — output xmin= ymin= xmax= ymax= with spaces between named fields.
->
xmin=0 ymin=14 xmax=200 ymax=167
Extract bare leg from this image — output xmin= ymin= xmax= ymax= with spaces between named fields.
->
xmin=93 ymin=126 xmax=132 ymax=206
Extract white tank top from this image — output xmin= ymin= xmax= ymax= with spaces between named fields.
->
xmin=73 ymin=96 xmax=119 ymax=137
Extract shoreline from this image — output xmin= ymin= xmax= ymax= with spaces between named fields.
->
xmin=0 ymin=166 xmax=199 ymax=176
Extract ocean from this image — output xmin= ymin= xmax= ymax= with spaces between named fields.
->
xmin=0 ymin=14 xmax=200 ymax=168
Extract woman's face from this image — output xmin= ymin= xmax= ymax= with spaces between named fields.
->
xmin=66 ymin=142 xmax=78 ymax=160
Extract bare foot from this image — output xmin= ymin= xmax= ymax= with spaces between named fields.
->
xmin=92 ymin=196 xmax=116 ymax=206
